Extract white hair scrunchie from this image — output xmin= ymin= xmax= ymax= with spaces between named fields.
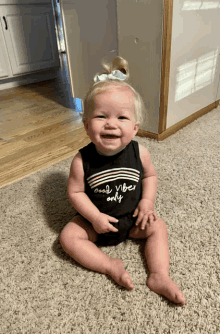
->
xmin=94 ymin=70 xmax=127 ymax=83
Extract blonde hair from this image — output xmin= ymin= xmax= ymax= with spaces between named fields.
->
xmin=82 ymin=56 xmax=145 ymax=125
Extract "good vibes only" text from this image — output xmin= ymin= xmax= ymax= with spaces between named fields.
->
xmin=94 ymin=183 xmax=136 ymax=203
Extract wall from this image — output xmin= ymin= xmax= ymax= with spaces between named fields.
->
xmin=61 ymin=0 xmax=118 ymax=102
xmin=166 ymin=0 xmax=220 ymax=129
xmin=62 ymin=0 xmax=164 ymax=133
xmin=117 ymin=0 xmax=164 ymax=133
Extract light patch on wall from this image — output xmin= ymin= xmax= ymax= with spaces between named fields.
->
xmin=175 ymin=50 xmax=218 ymax=102
xmin=182 ymin=1 xmax=220 ymax=10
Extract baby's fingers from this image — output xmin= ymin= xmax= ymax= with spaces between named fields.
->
xmin=107 ymin=215 xmax=119 ymax=223
xmin=108 ymin=224 xmax=118 ymax=232
xmin=133 ymin=208 xmax=139 ymax=217
xmin=135 ymin=212 xmax=144 ymax=226
xmin=148 ymin=213 xmax=157 ymax=225
xmin=106 ymin=215 xmax=119 ymax=232
xmin=140 ymin=216 xmax=149 ymax=230
xmin=148 ymin=214 xmax=154 ymax=225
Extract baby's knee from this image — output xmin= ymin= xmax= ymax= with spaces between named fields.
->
xmin=59 ymin=222 xmax=76 ymax=248
xmin=153 ymin=218 xmax=168 ymax=235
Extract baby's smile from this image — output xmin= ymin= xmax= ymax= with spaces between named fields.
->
xmin=101 ymin=134 xmax=120 ymax=139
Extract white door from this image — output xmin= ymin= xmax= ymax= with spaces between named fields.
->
xmin=59 ymin=0 xmax=118 ymax=101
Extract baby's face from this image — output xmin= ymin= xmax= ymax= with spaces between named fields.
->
xmin=83 ymin=88 xmax=139 ymax=156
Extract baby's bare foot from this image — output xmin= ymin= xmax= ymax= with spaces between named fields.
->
xmin=147 ymin=272 xmax=186 ymax=306
xmin=108 ymin=258 xmax=134 ymax=291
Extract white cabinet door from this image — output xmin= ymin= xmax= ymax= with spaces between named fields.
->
xmin=0 ymin=16 xmax=12 ymax=78
xmin=1 ymin=4 xmax=59 ymax=76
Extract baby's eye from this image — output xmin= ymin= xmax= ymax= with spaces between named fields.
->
xmin=96 ymin=115 xmax=105 ymax=118
xmin=118 ymin=116 xmax=128 ymax=120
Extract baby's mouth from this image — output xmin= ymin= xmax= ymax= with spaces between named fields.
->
xmin=101 ymin=135 xmax=120 ymax=139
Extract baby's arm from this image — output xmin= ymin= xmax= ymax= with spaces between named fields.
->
xmin=133 ymin=144 xmax=158 ymax=229
xmin=68 ymin=152 xmax=118 ymax=234
xmin=139 ymin=144 xmax=157 ymax=203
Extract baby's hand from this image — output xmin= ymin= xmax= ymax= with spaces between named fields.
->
xmin=91 ymin=212 xmax=119 ymax=234
xmin=133 ymin=199 xmax=157 ymax=230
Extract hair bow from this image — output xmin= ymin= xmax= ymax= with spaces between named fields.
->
xmin=94 ymin=70 xmax=127 ymax=83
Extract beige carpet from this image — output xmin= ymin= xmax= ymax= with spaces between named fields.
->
xmin=1 ymin=107 xmax=220 ymax=334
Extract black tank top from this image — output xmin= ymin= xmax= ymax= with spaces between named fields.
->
xmin=79 ymin=140 xmax=144 ymax=218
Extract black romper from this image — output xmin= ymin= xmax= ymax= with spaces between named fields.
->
xmin=79 ymin=140 xmax=144 ymax=246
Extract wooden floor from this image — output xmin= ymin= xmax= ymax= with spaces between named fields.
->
xmin=0 ymin=78 xmax=91 ymax=188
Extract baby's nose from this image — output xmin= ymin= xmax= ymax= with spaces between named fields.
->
xmin=105 ymin=119 xmax=117 ymax=128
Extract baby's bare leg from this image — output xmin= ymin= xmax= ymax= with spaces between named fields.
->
xmin=59 ymin=216 xmax=133 ymax=290
xmin=129 ymin=218 xmax=186 ymax=305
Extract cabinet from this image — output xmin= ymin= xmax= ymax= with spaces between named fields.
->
xmin=0 ymin=3 xmax=59 ymax=81
xmin=0 ymin=16 xmax=11 ymax=78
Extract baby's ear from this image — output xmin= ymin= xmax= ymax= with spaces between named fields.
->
xmin=134 ymin=122 xmax=140 ymax=134
xmin=83 ymin=119 xmax=89 ymax=132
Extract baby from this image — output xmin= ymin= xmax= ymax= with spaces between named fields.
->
xmin=60 ymin=57 xmax=186 ymax=306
